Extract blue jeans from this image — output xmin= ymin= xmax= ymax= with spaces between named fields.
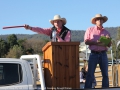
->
xmin=84 ymin=51 xmax=109 ymax=88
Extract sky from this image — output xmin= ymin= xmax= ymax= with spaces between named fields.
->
xmin=0 ymin=0 xmax=120 ymax=35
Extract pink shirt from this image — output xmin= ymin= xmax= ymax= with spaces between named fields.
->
xmin=31 ymin=27 xmax=71 ymax=42
xmin=84 ymin=26 xmax=111 ymax=51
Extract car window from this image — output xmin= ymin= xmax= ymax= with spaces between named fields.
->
xmin=0 ymin=63 xmax=22 ymax=86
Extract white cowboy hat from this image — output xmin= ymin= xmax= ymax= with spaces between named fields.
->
xmin=49 ymin=15 xmax=66 ymax=25
xmin=91 ymin=14 xmax=108 ymax=24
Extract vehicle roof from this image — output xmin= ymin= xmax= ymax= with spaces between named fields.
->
xmin=0 ymin=58 xmax=25 ymax=62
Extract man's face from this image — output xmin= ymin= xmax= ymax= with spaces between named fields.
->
xmin=53 ymin=20 xmax=63 ymax=29
xmin=95 ymin=18 xmax=104 ymax=26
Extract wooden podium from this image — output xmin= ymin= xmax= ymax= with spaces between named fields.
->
xmin=42 ymin=42 xmax=80 ymax=89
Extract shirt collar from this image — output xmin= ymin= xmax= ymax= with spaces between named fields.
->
xmin=95 ymin=26 xmax=104 ymax=30
xmin=57 ymin=28 xmax=62 ymax=33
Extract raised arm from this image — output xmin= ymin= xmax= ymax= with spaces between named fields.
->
xmin=24 ymin=24 xmax=52 ymax=36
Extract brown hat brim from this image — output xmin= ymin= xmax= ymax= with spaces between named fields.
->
xmin=49 ymin=18 xmax=66 ymax=25
xmin=91 ymin=16 xmax=108 ymax=24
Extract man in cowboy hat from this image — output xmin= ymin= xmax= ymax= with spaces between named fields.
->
xmin=24 ymin=15 xmax=71 ymax=42
xmin=84 ymin=14 xmax=112 ymax=88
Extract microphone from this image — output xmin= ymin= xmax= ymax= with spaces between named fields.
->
xmin=52 ymin=27 xmax=57 ymax=42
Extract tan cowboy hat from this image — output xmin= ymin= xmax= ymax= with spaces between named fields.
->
xmin=49 ymin=15 xmax=66 ymax=25
xmin=91 ymin=14 xmax=108 ymax=24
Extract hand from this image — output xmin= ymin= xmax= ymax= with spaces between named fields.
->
xmin=82 ymin=80 xmax=85 ymax=83
xmin=106 ymin=34 xmax=110 ymax=39
xmin=96 ymin=40 xmax=106 ymax=46
xmin=101 ymin=34 xmax=110 ymax=39
xmin=56 ymin=33 xmax=60 ymax=39
xmin=24 ymin=24 xmax=32 ymax=30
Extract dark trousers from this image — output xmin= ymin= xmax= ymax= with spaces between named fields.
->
xmin=84 ymin=51 xmax=109 ymax=88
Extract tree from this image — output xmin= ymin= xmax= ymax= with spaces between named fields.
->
xmin=116 ymin=27 xmax=120 ymax=40
xmin=17 ymin=39 xmax=27 ymax=49
xmin=22 ymin=39 xmax=46 ymax=55
xmin=6 ymin=45 xmax=23 ymax=58
xmin=114 ymin=27 xmax=120 ymax=59
xmin=7 ymin=34 xmax=18 ymax=48
xmin=25 ymin=48 xmax=34 ymax=55
xmin=0 ymin=38 xmax=8 ymax=57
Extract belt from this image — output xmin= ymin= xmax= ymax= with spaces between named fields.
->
xmin=91 ymin=50 xmax=106 ymax=54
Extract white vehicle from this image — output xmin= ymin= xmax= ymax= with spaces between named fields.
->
xmin=0 ymin=54 xmax=45 ymax=90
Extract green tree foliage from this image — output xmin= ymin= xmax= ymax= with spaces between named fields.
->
xmin=0 ymin=38 xmax=8 ymax=57
xmin=7 ymin=34 xmax=18 ymax=48
xmin=23 ymin=39 xmax=46 ymax=55
xmin=116 ymin=27 xmax=120 ymax=40
xmin=25 ymin=48 xmax=34 ymax=55
xmin=0 ymin=34 xmax=47 ymax=58
xmin=17 ymin=39 xmax=26 ymax=47
xmin=112 ymin=40 xmax=116 ymax=52
xmin=114 ymin=27 xmax=120 ymax=59
xmin=17 ymin=39 xmax=27 ymax=50
xmin=6 ymin=45 xmax=23 ymax=58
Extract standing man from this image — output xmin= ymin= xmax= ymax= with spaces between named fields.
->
xmin=84 ymin=14 xmax=111 ymax=88
xmin=24 ymin=15 xmax=71 ymax=42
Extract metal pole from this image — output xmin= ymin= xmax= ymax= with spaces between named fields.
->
xmin=116 ymin=50 xmax=118 ymax=87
